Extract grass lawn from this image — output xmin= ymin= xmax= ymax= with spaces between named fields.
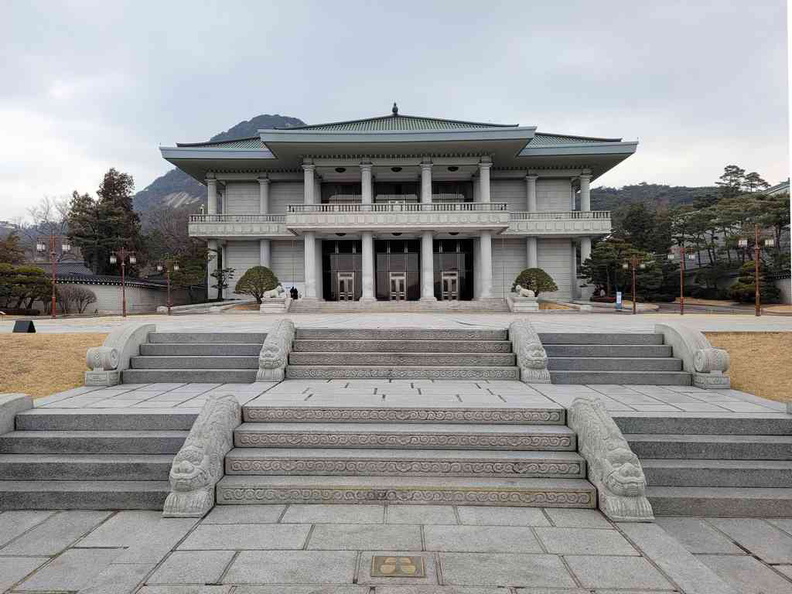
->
xmin=0 ymin=333 xmax=107 ymax=398
xmin=705 ymin=332 xmax=792 ymax=403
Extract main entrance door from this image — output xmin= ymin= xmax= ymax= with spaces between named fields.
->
xmin=441 ymin=271 xmax=459 ymax=300
xmin=389 ymin=272 xmax=407 ymax=301
xmin=337 ymin=272 xmax=355 ymax=301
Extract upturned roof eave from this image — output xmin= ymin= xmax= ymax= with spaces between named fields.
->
xmin=257 ymin=126 xmax=537 ymax=144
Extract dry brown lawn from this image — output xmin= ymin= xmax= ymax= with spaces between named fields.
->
xmin=0 ymin=333 xmax=107 ymax=398
xmin=705 ymin=332 xmax=792 ymax=403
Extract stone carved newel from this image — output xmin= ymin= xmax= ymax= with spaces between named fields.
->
xmin=163 ymin=393 xmax=241 ymax=518
xmin=257 ymin=319 xmax=296 ymax=381
xmin=655 ymin=323 xmax=730 ymax=389
xmin=568 ymin=396 xmax=654 ymax=522
xmin=509 ymin=319 xmax=551 ymax=383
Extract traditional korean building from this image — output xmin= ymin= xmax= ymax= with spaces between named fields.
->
xmin=161 ymin=105 xmax=637 ymax=305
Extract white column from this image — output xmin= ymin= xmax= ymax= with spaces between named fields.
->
xmin=207 ymin=238 xmax=219 ymax=298
xmin=479 ymin=231 xmax=493 ymax=298
xmin=303 ymin=232 xmax=317 ymax=299
xmin=361 ymin=231 xmax=375 ymax=301
xmin=420 ymin=161 xmax=433 ymax=204
xmin=206 ymin=174 xmax=217 ymax=215
xmin=579 ymin=174 xmax=591 ymax=211
xmin=526 ymin=237 xmax=538 ymax=269
xmin=259 ymin=239 xmax=271 ymax=268
xmin=526 ymin=174 xmax=537 ymax=212
xmin=580 ymin=237 xmax=592 ymax=264
xmin=258 ymin=176 xmax=269 ymax=214
xmin=360 ymin=162 xmax=373 ymax=204
xmin=314 ymin=178 xmax=322 ymax=206
xmin=478 ymin=161 xmax=492 ymax=203
xmin=420 ymin=231 xmax=436 ymax=301
xmin=303 ymin=164 xmax=315 ymax=205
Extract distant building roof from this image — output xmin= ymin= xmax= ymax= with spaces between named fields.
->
xmin=766 ymin=179 xmax=790 ymax=195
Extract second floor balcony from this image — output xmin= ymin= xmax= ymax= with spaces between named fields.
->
xmin=188 ymin=214 xmax=290 ymax=239
xmin=505 ymin=210 xmax=611 ymax=236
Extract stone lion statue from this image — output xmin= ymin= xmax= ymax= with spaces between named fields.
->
xmin=514 ymin=284 xmax=536 ymax=299
xmin=263 ymin=285 xmax=286 ymax=299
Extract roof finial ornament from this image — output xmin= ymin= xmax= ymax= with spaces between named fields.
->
xmin=392 ymin=102 xmax=399 ymax=115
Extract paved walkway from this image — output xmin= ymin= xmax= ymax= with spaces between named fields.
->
xmin=2 ymin=505 xmax=792 ymax=593
xmin=4 ymin=311 xmax=792 ymax=334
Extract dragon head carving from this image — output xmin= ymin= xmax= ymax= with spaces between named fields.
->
xmin=601 ymin=446 xmax=646 ymax=497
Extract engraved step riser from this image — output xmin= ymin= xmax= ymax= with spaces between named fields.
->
xmin=295 ymin=329 xmax=508 ymax=341
xmin=141 ymin=344 xmax=262 ymax=356
xmin=544 ymin=345 xmax=673 ymax=358
xmin=550 ymin=371 xmax=691 ymax=385
xmin=293 ymin=340 xmax=512 ymax=353
xmin=547 ymin=358 xmax=682 ymax=372
xmin=289 ymin=353 xmax=516 ymax=367
xmin=131 ymin=356 xmax=259 ymax=369
xmin=148 ymin=333 xmax=266 ymax=344
xmin=539 ymin=333 xmax=664 ymax=345
xmin=286 ymin=367 xmax=520 ymax=380
xmin=242 ymin=407 xmax=566 ymax=426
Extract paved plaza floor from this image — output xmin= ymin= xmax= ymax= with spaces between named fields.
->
xmin=2 ymin=504 xmax=792 ymax=593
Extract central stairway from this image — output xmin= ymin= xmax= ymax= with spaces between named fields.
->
xmin=217 ymin=400 xmax=596 ymax=507
xmin=287 ymin=328 xmax=519 ymax=380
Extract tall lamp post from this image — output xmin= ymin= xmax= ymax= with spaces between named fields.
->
xmin=156 ymin=261 xmax=180 ymax=315
xmin=622 ymin=255 xmax=647 ymax=315
xmin=109 ymin=248 xmax=136 ymax=317
xmin=738 ymin=224 xmax=775 ymax=317
xmin=667 ymin=245 xmax=697 ymax=315
xmin=36 ymin=235 xmax=71 ymax=318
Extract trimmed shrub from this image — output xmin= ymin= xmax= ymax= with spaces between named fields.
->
xmin=512 ymin=268 xmax=558 ymax=297
xmin=234 ymin=266 xmax=279 ymax=303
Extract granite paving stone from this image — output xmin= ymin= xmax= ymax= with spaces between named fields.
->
xmin=439 ymin=552 xmax=577 ymax=587
xmin=770 ymin=519 xmax=792 ymax=536
xmin=308 ymin=524 xmax=422 ymax=551
xmin=424 ymin=525 xmax=543 ymax=553
xmin=709 ymin=518 xmax=792 ymax=563
xmin=0 ymin=510 xmax=112 ymax=556
xmin=138 ymin=586 xmax=234 ymax=594
xmin=698 ymin=554 xmax=792 ymax=594
xmin=534 ymin=527 xmax=638 ymax=555
xmin=222 ymin=550 xmax=358 ymax=584
xmin=178 ymin=524 xmax=310 ymax=550
xmin=76 ymin=510 xmax=164 ymax=548
xmin=376 ymin=588 xmax=521 ymax=594
xmin=0 ymin=511 xmax=55 ymax=548
xmin=543 ymin=508 xmax=613 ymax=529
xmin=456 ymin=506 xmax=550 ymax=527
xmin=564 ymin=555 xmax=675 ymax=590
xmin=14 ymin=547 xmax=122 ymax=591
xmin=233 ymin=588 xmax=367 ymax=594
xmin=777 ymin=566 xmax=792 ymax=580
xmin=356 ymin=550 xmax=439 ymax=585
xmin=148 ymin=551 xmax=236 ymax=584
xmin=387 ymin=505 xmax=458 ymax=525
xmin=0 ymin=556 xmax=49 ymax=592
xmin=114 ymin=518 xmax=199 ymax=564
xmin=281 ymin=504 xmax=385 ymax=524
xmin=202 ymin=505 xmax=285 ymax=524
xmin=655 ymin=517 xmax=746 ymax=555
xmin=79 ymin=561 xmax=155 ymax=594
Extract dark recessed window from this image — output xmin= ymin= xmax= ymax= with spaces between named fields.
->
xmin=335 ymin=233 xmax=346 ymax=237
xmin=391 ymin=167 xmax=402 ymax=172
xmin=392 ymin=233 xmax=402 ymax=236
xmin=449 ymin=232 xmax=459 ymax=236
xmin=335 ymin=167 xmax=346 ymax=173
xmin=448 ymin=166 xmax=459 ymax=172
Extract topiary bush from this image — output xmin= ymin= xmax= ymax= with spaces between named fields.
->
xmin=234 ymin=266 xmax=279 ymax=303
xmin=512 ymin=268 xmax=558 ymax=297
xmin=729 ymin=261 xmax=781 ymax=304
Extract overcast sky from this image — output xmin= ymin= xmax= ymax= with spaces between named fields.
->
xmin=1 ymin=0 xmax=788 ymax=220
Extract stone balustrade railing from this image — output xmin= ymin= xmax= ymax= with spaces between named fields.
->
xmin=287 ymin=202 xmax=509 ymax=213
xmin=509 ymin=319 xmax=551 ymax=384
xmin=257 ymin=319 xmax=296 ymax=381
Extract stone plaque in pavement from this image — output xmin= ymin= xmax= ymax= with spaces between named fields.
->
xmin=371 ymin=555 xmax=426 ymax=578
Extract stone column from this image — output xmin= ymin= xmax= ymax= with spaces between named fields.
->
xmin=207 ymin=238 xmax=218 ymax=298
xmin=361 ymin=231 xmax=375 ymax=301
xmin=303 ymin=164 xmax=315 ymax=205
xmin=478 ymin=160 xmax=492 ymax=203
xmin=361 ymin=162 xmax=373 ymax=205
xmin=420 ymin=161 xmax=433 ymax=205
xmin=526 ymin=174 xmax=537 ymax=212
xmin=258 ymin=175 xmax=269 ymax=214
xmin=527 ymin=237 xmax=538 ymax=269
xmin=580 ymin=237 xmax=592 ymax=264
xmin=420 ymin=231 xmax=436 ymax=301
xmin=479 ymin=231 xmax=493 ymax=298
xmin=303 ymin=232 xmax=317 ymax=299
xmin=314 ymin=178 xmax=322 ymax=207
xmin=259 ymin=239 xmax=271 ymax=268
xmin=579 ymin=174 xmax=591 ymax=211
xmin=206 ymin=174 xmax=218 ymax=215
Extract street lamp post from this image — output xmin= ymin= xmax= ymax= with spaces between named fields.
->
xmin=156 ymin=261 xmax=180 ymax=315
xmin=738 ymin=224 xmax=775 ymax=317
xmin=36 ymin=235 xmax=71 ymax=318
xmin=109 ymin=248 xmax=136 ymax=317
xmin=622 ymin=255 xmax=647 ymax=315
xmin=667 ymin=245 xmax=697 ymax=315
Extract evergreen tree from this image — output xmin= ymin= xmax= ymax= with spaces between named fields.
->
xmin=715 ymin=165 xmax=746 ymax=199
xmin=0 ymin=232 xmax=25 ymax=264
xmin=743 ymin=171 xmax=770 ymax=193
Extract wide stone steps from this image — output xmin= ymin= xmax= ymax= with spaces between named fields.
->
xmin=293 ymin=339 xmax=513 ymax=353
xmin=0 ymin=481 xmax=170 ymax=510
xmin=296 ymin=328 xmax=508 ymax=341
xmin=0 ymin=431 xmax=188 ymax=454
xmin=550 ymin=370 xmax=691 ymax=385
xmin=627 ymin=433 xmax=792 ymax=460
xmin=539 ymin=332 xmax=664 ymax=345
xmin=547 ymin=357 xmax=682 ymax=371
xmin=130 ymin=356 xmax=259 ymax=369
xmin=646 ymin=486 xmax=792 ymax=517
xmin=148 ymin=332 xmax=267 ymax=344
xmin=225 ymin=448 xmax=586 ymax=479
xmin=216 ymin=475 xmax=596 ymax=508
xmin=233 ymin=422 xmax=576 ymax=451
xmin=286 ymin=365 xmax=519 ymax=380
xmin=140 ymin=343 xmax=262 ymax=356
xmin=289 ymin=300 xmax=511 ymax=313
xmin=615 ymin=414 xmax=792 ymax=435
xmin=641 ymin=459 xmax=792 ymax=488
xmin=289 ymin=352 xmax=516 ymax=367
xmin=0 ymin=454 xmax=173 ymax=481
xmin=122 ymin=369 xmax=258 ymax=383
xmin=543 ymin=344 xmax=673 ymax=358
xmin=15 ymin=410 xmax=197 ymax=431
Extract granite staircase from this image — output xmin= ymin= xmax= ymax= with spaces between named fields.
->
xmin=217 ymin=400 xmax=596 ymax=507
xmin=0 ymin=410 xmax=195 ymax=509
xmin=541 ymin=333 xmax=691 ymax=385
xmin=617 ymin=415 xmax=792 ymax=517
xmin=290 ymin=299 xmax=510 ymax=313
xmin=123 ymin=332 xmax=267 ymax=384
xmin=287 ymin=328 xmax=520 ymax=380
